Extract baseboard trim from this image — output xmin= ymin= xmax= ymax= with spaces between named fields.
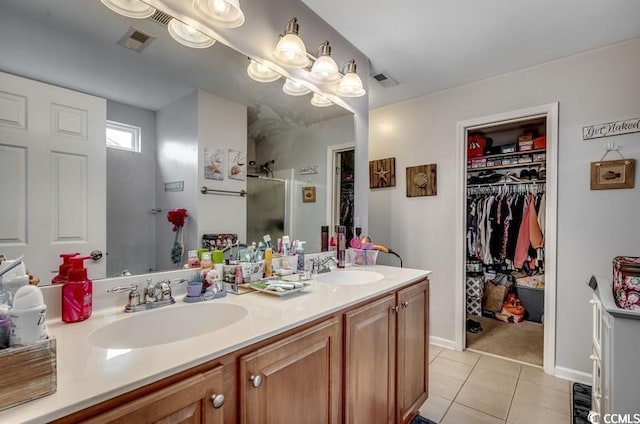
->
xmin=429 ymin=336 xmax=456 ymax=350
xmin=554 ymin=366 xmax=592 ymax=385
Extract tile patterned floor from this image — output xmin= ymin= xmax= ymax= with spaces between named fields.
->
xmin=420 ymin=346 xmax=572 ymax=424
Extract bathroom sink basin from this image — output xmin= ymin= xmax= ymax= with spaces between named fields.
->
xmin=88 ymin=303 xmax=248 ymax=349
xmin=315 ymin=270 xmax=384 ymax=286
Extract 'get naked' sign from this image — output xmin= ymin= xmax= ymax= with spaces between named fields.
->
xmin=583 ymin=117 xmax=640 ymax=140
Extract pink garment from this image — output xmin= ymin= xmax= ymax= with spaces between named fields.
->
xmin=514 ymin=196 xmax=531 ymax=269
xmin=529 ymin=198 xmax=544 ymax=249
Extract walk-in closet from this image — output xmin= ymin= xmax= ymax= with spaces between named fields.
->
xmin=464 ymin=116 xmax=548 ymax=366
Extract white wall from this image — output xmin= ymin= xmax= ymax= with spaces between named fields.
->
xmin=197 ymin=90 xmax=248 ymax=244
xmin=255 ymin=114 xmax=355 ymax=251
xmin=156 ymin=91 xmax=199 ymax=271
xmin=106 ymin=100 xmax=157 ymax=277
xmin=369 ymin=38 xmax=640 ymax=376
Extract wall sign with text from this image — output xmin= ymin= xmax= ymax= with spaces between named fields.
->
xmin=583 ymin=117 xmax=640 ymax=140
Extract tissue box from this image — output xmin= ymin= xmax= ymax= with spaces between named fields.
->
xmin=348 ymin=249 xmax=378 ymax=266
xmin=0 ymin=337 xmax=56 ymax=411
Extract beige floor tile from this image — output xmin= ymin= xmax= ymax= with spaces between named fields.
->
xmin=512 ymin=380 xmax=570 ymax=416
xmin=467 ymin=368 xmax=518 ymax=396
xmin=507 ymin=397 xmax=570 ymax=424
xmin=430 ymin=356 xmax=474 ymax=381
xmin=418 ymin=393 xmax=452 ymax=423
xmin=455 ymin=380 xmax=513 ymax=419
xmin=441 ymin=402 xmax=506 ymax=424
xmin=429 ymin=369 xmax=466 ymax=400
xmin=519 ymin=366 xmax=570 ymax=392
xmin=429 ymin=345 xmax=444 ymax=362
xmin=475 ymin=354 xmax=522 ymax=378
xmin=439 ymin=348 xmax=481 ymax=366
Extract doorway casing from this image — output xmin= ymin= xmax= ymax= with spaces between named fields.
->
xmin=454 ymin=103 xmax=558 ymax=375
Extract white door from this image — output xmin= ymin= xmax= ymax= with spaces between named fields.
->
xmin=0 ymin=71 xmax=106 ymax=283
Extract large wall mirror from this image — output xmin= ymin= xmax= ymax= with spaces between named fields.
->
xmin=0 ymin=0 xmax=358 ymax=283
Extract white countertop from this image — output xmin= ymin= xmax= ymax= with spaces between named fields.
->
xmin=0 ymin=265 xmax=430 ymax=423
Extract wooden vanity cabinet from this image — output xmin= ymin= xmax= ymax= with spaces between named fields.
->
xmin=238 ymin=318 xmax=341 ymax=424
xmin=53 ymin=364 xmax=226 ymax=424
xmin=344 ymin=279 xmax=429 ymax=424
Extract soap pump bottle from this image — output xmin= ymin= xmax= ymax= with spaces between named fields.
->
xmin=296 ymin=241 xmax=306 ymax=272
xmin=52 ymin=253 xmax=80 ymax=285
xmin=62 ymin=256 xmax=93 ymax=323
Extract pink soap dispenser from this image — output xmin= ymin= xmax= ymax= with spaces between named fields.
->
xmin=62 ymin=256 xmax=93 ymax=323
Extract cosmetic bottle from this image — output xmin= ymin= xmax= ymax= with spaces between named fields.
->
xmin=336 ymin=226 xmax=346 ymax=268
xmin=200 ymin=252 xmax=213 ymax=269
xmin=51 ymin=253 xmax=80 ymax=285
xmin=187 ymin=250 xmax=200 ymax=268
xmin=62 ymin=256 xmax=92 ymax=323
xmin=321 ymin=226 xmax=329 ymax=252
xmin=9 ymin=285 xmax=47 ymax=346
xmin=296 ymin=241 xmax=306 ymax=272
xmin=282 ymin=235 xmax=291 ymax=256
xmin=264 ymin=247 xmax=273 ymax=278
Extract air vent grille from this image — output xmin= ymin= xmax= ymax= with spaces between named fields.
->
xmin=117 ymin=27 xmax=155 ymax=53
xmin=371 ymin=71 xmax=399 ymax=88
xmin=150 ymin=10 xmax=172 ymax=26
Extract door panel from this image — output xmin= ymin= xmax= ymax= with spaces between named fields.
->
xmin=0 ymin=71 xmax=106 ymax=281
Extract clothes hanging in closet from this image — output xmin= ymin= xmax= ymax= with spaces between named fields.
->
xmin=467 ymin=191 xmax=545 ymax=270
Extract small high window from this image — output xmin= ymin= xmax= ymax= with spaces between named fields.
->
xmin=106 ymin=121 xmax=141 ymax=152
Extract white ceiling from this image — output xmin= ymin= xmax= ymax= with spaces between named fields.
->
xmin=301 ymin=0 xmax=640 ymax=109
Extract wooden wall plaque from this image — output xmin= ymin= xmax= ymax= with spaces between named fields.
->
xmin=369 ymin=157 xmax=396 ymax=189
xmin=406 ymin=164 xmax=437 ymax=197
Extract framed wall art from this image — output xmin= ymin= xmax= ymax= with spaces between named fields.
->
xmin=302 ymin=186 xmax=316 ymax=203
xmin=406 ymin=164 xmax=437 ymax=197
xmin=369 ymin=157 xmax=396 ymax=188
xmin=590 ymin=159 xmax=635 ymax=190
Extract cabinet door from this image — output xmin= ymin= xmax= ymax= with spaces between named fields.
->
xmin=344 ymin=294 xmax=396 ymax=424
xmin=239 ymin=318 xmax=341 ymax=424
xmin=396 ymin=279 xmax=429 ymax=423
xmin=84 ymin=374 xmax=208 ymax=424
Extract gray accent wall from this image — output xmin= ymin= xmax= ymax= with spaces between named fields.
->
xmin=106 ymin=100 xmax=157 ymax=277
xmin=369 ymin=37 xmax=640 ymax=377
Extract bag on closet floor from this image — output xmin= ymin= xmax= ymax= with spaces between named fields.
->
xmin=482 ymin=281 xmax=506 ymax=313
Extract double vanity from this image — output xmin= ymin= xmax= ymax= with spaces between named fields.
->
xmin=0 ymin=266 xmax=430 ymax=423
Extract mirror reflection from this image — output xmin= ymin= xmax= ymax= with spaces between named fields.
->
xmin=0 ymin=0 xmax=355 ymax=283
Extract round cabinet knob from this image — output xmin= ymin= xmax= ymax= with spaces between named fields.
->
xmin=210 ymin=393 xmax=225 ymax=409
xmin=250 ymin=374 xmax=263 ymax=388
xmin=401 ymin=301 xmax=409 ymax=308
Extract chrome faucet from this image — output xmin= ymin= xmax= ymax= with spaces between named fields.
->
xmin=109 ymin=278 xmax=182 ymax=313
xmin=311 ymin=256 xmax=337 ymax=274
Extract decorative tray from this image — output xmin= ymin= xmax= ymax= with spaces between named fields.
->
xmin=249 ymin=281 xmax=311 ymax=297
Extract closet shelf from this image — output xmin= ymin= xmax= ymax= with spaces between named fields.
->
xmin=467 ymin=161 xmax=546 ymax=172
xmin=469 ymin=148 xmax=546 ymax=161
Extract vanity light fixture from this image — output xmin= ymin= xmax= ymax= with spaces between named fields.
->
xmin=336 ymin=59 xmax=366 ymax=97
xmin=193 ymin=0 xmax=245 ymax=28
xmin=100 ymin=0 xmax=156 ymax=19
xmin=309 ymin=41 xmax=340 ymax=84
xmin=282 ymin=78 xmax=311 ymax=96
xmin=167 ymin=19 xmax=216 ymax=48
xmin=247 ymin=59 xmax=281 ymax=83
xmin=310 ymin=93 xmax=333 ymax=108
xmin=273 ymin=18 xmax=309 ymax=68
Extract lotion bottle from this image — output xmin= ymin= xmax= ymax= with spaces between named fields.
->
xmin=296 ymin=241 xmax=306 ymax=272
xmin=62 ymin=256 xmax=92 ymax=323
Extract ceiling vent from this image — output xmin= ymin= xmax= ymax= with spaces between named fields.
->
xmin=149 ymin=10 xmax=172 ymax=27
xmin=370 ymin=71 xmax=398 ymax=88
xmin=117 ymin=27 xmax=155 ymax=53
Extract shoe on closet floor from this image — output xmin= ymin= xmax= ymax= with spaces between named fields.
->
xmin=466 ymin=319 xmax=483 ymax=333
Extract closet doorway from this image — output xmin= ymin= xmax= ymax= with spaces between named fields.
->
xmin=327 ymin=144 xmax=355 ymax=239
xmin=454 ymin=103 xmax=558 ymax=374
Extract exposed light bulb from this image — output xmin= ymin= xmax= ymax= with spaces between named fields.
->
xmin=193 ymin=0 xmax=245 ymax=28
